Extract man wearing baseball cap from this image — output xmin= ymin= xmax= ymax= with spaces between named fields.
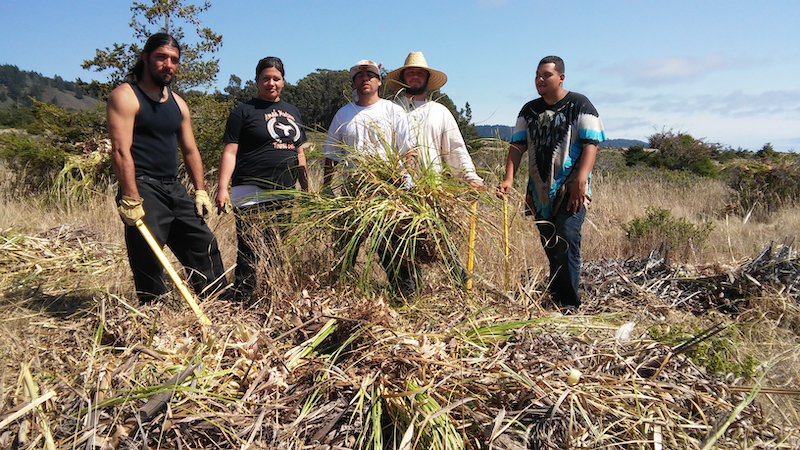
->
xmin=323 ymin=60 xmax=415 ymax=168
xmin=322 ymin=59 xmax=418 ymax=296
xmin=386 ymin=52 xmax=483 ymax=188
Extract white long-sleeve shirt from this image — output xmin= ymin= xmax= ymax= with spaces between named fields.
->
xmin=398 ymin=97 xmax=483 ymax=184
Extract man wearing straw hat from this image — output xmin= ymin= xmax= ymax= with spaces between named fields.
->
xmin=496 ymin=56 xmax=605 ymax=313
xmin=386 ymin=52 xmax=484 ymax=188
xmin=107 ymin=32 xmax=230 ymax=303
xmin=322 ymin=59 xmax=418 ymax=296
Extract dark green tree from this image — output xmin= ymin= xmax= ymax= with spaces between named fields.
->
xmin=623 ymin=144 xmax=650 ymax=166
xmin=756 ymin=142 xmax=778 ymax=161
xmin=648 ymin=129 xmax=719 ymax=177
xmin=281 ymin=69 xmax=352 ymax=129
xmin=219 ymin=74 xmax=258 ymax=105
xmin=80 ymin=0 xmax=222 ymax=98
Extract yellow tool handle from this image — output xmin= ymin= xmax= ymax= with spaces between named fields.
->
xmin=466 ymin=200 xmax=477 ymax=290
xmin=135 ymin=219 xmax=212 ymax=326
xmin=503 ymin=198 xmax=510 ymax=290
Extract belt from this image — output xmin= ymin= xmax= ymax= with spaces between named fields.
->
xmin=137 ymin=175 xmax=178 ymax=184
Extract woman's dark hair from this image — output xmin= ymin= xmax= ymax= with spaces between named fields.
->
xmin=255 ymin=57 xmax=285 ymax=81
xmin=126 ymin=33 xmax=181 ymax=84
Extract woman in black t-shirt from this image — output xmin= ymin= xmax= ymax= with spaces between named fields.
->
xmin=216 ymin=57 xmax=308 ymax=300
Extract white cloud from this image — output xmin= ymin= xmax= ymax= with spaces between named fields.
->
xmin=614 ymin=54 xmax=749 ymax=87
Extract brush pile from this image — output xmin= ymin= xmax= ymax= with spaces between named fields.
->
xmin=583 ymin=240 xmax=800 ymax=315
xmin=0 ymin=224 xmax=123 ymax=296
xmin=1 ymin=227 xmax=799 ymax=449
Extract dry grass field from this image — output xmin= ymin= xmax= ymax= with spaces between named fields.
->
xmin=1 ymin=143 xmax=799 ymax=449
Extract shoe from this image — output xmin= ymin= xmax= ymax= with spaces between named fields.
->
xmin=396 ymin=276 xmax=417 ymax=298
xmin=559 ymin=305 xmax=579 ymax=315
xmin=230 ymin=286 xmax=254 ymax=302
xmin=217 ymin=287 xmax=237 ymax=301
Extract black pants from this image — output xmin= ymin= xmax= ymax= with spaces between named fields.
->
xmin=121 ymin=176 xmax=226 ymax=302
xmin=234 ymin=200 xmax=287 ymax=296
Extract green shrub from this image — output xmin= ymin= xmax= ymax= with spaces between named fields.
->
xmin=1 ymin=101 xmax=109 ymax=198
xmin=647 ymin=129 xmax=720 ymax=177
xmin=687 ymin=155 xmax=718 ymax=178
xmin=725 ymin=159 xmax=800 ymax=221
xmin=0 ymin=133 xmax=67 ymax=191
xmin=648 ymin=324 xmax=759 ymax=378
xmin=186 ymin=94 xmax=233 ymax=174
xmin=25 ymin=100 xmax=106 ymax=147
xmin=0 ymin=105 xmax=34 ymax=128
xmin=755 ymin=142 xmax=778 ymax=161
xmin=623 ymin=144 xmax=651 ymax=166
xmin=623 ymin=206 xmax=714 ymax=257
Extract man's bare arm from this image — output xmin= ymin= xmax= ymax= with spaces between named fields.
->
xmin=173 ymin=92 xmax=206 ymax=191
xmin=566 ymin=143 xmax=597 ymax=213
xmin=107 ymin=84 xmax=140 ymax=198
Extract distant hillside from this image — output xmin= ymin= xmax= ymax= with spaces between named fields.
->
xmin=0 ymin=64 xmax=101 ymax=112
xmin=477 ymin=124 xmax=646 ymax=148
xmin=600 ymin=138 xmax=647 ymax=148
xmin=477 ymin=125 xmax=512 ymax=140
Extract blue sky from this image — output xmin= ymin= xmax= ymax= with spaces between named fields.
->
xmin=2 ymin=0 xmax=799 ymax=151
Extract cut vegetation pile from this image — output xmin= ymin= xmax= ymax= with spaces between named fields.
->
xmin=1 ymin=224 xmax=799 ymax=449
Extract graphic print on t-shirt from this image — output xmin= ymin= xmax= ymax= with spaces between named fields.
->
xmin=530 ymin=106 xmax=568 ymax=185
xmin=265 ymin=110 xmax=302 ymax=149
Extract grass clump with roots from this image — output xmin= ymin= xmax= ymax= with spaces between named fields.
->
xmin=278 ymin=146 xmax=490 ymax=296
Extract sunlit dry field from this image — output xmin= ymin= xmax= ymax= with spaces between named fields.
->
xmin=1 ymin=144 xmax=798 ymax=449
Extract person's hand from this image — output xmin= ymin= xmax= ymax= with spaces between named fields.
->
xmin=566 ymin=178 xmax=589 ymax=213
xmin=218 ymin=199 xmax=233 ymax=215
xmin=194 ymin=189 xmax=213 ymax=217
xmin=215 ymin=191 xmax=233 ymax=215
xmin=496 ymin=181 xmax=512 ymax=200
xmin=118 ymin=195 xmax=144 ymax=226
xmin=469 ymin=180 xmax=484 ymax=190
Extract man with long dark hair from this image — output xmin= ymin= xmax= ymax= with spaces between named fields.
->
xmin=107 ymin=32 xmax=229 ymax=302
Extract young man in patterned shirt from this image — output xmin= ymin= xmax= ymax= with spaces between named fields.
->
xmin=497 ymin=56 xmax=606 ymax=312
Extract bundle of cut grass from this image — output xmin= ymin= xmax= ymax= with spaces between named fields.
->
xmin=267 ymin=150 xmax=495 ymax=294
xmin=51 ymin=139 xmax=114 ymax=208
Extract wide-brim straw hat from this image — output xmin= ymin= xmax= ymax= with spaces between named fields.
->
xmin=386 ymin=52 xmax=448 ymax=92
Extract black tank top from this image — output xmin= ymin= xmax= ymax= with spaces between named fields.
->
xmin=131 ymin=84 xmax=181 ymax=177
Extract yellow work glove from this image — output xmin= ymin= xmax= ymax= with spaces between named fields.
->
xmin=194 ymin=189 xmax=213 ymax=217
xmin=218 ymin=199 xmax=233 ymax=215
xmin=118 ymin=195 xmax=144 ymax=226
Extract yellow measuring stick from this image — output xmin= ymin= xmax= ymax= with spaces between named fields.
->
xmin=466 ymin=200 xmax=477 ymax=289
xmin=503 ymin=197 xmax=510 ymax=290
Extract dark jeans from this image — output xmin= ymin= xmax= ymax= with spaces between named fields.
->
xmin=234 ymin=200 xmax=287 ymax=297
xmin=535 ymin=199 xmax=586 ymax=307
xmin=121 ymin=176 xmax=227 ymax=302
